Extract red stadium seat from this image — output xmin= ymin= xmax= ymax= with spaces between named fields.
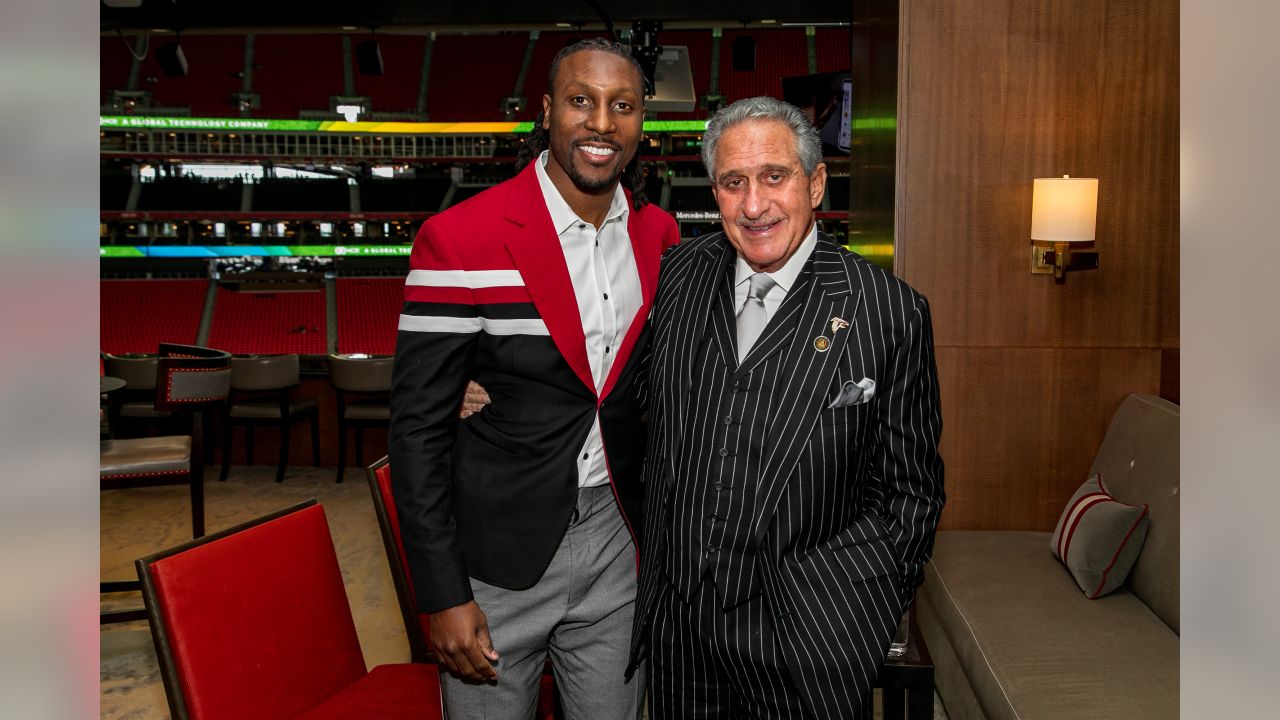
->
xmin=101 ymin=279 xmax=207 ymax=355
xmin=136 ymin=501 xmax=443 ymax=720
xmin=336 ymin=277 xmax=402 ymax=355
xmin=207 ymin=287 xmax=328 ymax=355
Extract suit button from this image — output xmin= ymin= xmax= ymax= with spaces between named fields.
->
xmin=714 ymin=482 xmax=723 ymax=491
xmin=718 ymin=448 xmax=730 ymax=457
xmin=722 ymin=415 xmax=734 ymax=425
xmin=706 ymin=547 xmax=718 ymax=555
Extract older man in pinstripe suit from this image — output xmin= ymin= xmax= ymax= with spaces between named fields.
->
xmin=627 ymin=96 xmax=945 ymax=719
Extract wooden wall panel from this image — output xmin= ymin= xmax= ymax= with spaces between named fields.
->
xmin=897 ymin=0 xmax=1178 ymax=531
xmin=934 ymin=348 xmax=1162 ymax=531
xmin=897 ymin=0 xmax=1178 ymax=349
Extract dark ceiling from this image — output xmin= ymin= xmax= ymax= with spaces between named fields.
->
xmin=100 ymin=1 xmax=883 ymax=34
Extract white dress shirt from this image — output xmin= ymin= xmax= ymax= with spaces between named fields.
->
xmin=534 ymin=150 xmax=641 ymax=488
xmin=732 ymin=223 xmax=819 ymax=325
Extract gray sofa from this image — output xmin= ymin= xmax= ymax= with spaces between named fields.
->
xmin=918 ymin=394 xmax=1179 ymax=719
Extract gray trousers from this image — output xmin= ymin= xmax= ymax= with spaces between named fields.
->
xmin=440 ymin=485 xmax=644 ymax=720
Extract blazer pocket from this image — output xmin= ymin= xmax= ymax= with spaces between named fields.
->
xmin=818 ymin=401 xmax=870 ymax=427
xmin=820 ymin=519 xmax=898 ymax=582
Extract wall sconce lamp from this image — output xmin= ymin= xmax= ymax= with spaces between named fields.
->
xmin=1030 ymin=175 xmax=1099 ymax=283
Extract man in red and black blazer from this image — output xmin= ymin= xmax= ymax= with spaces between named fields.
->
xmin=390 ymin=39 xmax=678 ymax=720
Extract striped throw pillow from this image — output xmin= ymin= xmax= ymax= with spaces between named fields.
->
xmin=1050 ymin=474 xmax=1150 ymax=599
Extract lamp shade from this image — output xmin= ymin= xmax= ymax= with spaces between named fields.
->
xmin=1031 ymin=176 xmax=1098 ymax=242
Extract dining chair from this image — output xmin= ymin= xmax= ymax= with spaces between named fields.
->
xmin=136 ymin=500 xmax=443 ymax=719
xmin=219 ymin=354 xmax=320 ymax=483
xmin=328 ymin=353 xmax=392 ymax=483
xmin=101 ymin=343 xmax=231 ymax=624
xmin=365 ymin=456 xmax=560 ymax=720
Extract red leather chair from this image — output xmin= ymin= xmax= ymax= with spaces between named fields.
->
xmin=136 ymin=500 xmax=442 ymax=720
xmin=366 ymin=456 xmax=560 ymax=720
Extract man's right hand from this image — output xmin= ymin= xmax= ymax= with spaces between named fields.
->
xmin=430 ymin=599 xmax=500 ymax=682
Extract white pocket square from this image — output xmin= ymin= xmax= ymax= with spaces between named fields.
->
xmin=828 ymin=377 xmax=876 ymax=409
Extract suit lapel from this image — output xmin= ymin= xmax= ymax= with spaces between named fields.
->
xmin=747 ymin=238 xmax=865 ymax=544
xmin=671 ymin=237 xmax=734 ymax=457
xmin=599 ymin=197 xmax=660 ymax=400
xmin=708 ymin=268 xmax=739 ymax=371
xmin=502 ymin=165 xmax=594 ymax=395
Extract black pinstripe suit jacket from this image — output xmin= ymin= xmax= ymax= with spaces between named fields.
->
xmin=630 ymin=232 xmax=945 ymax=718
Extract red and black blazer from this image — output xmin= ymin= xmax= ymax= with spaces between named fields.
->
xmin=389 ymin=163 xmax=679 ymax=613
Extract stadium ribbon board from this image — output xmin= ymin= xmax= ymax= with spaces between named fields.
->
xmin=100 ymin=116 xmax=713 ymax=134
xmin=100 ymin=245 xmax=413 ymax=258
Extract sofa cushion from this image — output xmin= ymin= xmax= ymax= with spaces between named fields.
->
xmin=1088 ymin=394 xmax=1179 ymax=631
xmin=921 ymin=531 xmax=1178 ymax=720
xmin=1050 ymin=474 xmax=1150 ymax=598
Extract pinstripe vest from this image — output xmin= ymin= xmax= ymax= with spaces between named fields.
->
xmin=662 ymin=267 xmax=808 ymax=609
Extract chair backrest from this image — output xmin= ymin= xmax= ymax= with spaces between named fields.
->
xmin=155 ymin=344 xmax=232 ymax=413
xmin=137 ymin=501 xmax=368 ymax=720
xmin=366 ymin=456 xmax=433 ymax=663
xmin=1088 ymin=393 xmax=1180 ymax=633
xmin=103 ymin=354 xmax=159 ymax=391
xmin=365 ymin=458 xmax=558 ymax=720
xmin=329 ymin=354 xmax=394 ymax=394
xmin=229 ymin=354 xmax=300 ymax=391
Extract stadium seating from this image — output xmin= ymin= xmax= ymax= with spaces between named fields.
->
xmin=100 ymin=279 xmax=207 ymax=354
xmin=667 ymin=185 xmax=717 ymax=212
xmin=149 ymin=35 xmax=246 ymax=117
xmin=101 ymin=172 xmax=133 ymax=211
xmin=816 ymin=27 xmax=853 ymax=75
xmin=207 ymin=287 xmax=328 ymax=355
xmin=99 ymin=34 xmax=134 ymax=105
xmin=336 ymin=278 xmax=402 ymax=355
xmin=353 ymin=34 xmax=430 ymax=116
xmin=253 ymin=34 xmax=346 ymax=118
xmin=359 ymin=177 xmax=452 ymax=212
xmin=426 ymin=33 xmax=528 ymax=122
xmin=254 ymin=177 xmax=349 ymax=212
xmin=718 ymin=28 xmax=810 ymax=105
xmin=825 ymin=175 xmax=851 ymax=211
xmin=138 ymin=177 xmax=243 ymax=212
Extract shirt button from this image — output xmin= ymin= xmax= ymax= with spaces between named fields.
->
xmin=605 ymin=346 xmax=611 ymax=354
xmin=603 ymin=292 xmax=609 ymax=300
xmin=582 ymin=453 xmax=589 ymax=460
xmin=578 ymin=223 xmax=586 ymax=230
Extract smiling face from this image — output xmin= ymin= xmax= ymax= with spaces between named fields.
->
xmin=711 ymin=119 xmax=827 ymax=273
xmin=541 ymin=49 xmax=645 ymax=200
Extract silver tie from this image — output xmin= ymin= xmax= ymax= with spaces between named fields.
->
xmin=736 ymin=272 xmax=777 ymax=362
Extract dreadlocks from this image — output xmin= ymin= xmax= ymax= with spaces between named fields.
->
xmin=515 ymin=38 xmax=651 ymax=210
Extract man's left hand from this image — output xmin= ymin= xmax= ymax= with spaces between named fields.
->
xmin=460 ymin=380 xmax=491 ymax=418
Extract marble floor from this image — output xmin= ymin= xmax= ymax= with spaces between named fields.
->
xmin=100 ymin=464 xmax=948 ymax=719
